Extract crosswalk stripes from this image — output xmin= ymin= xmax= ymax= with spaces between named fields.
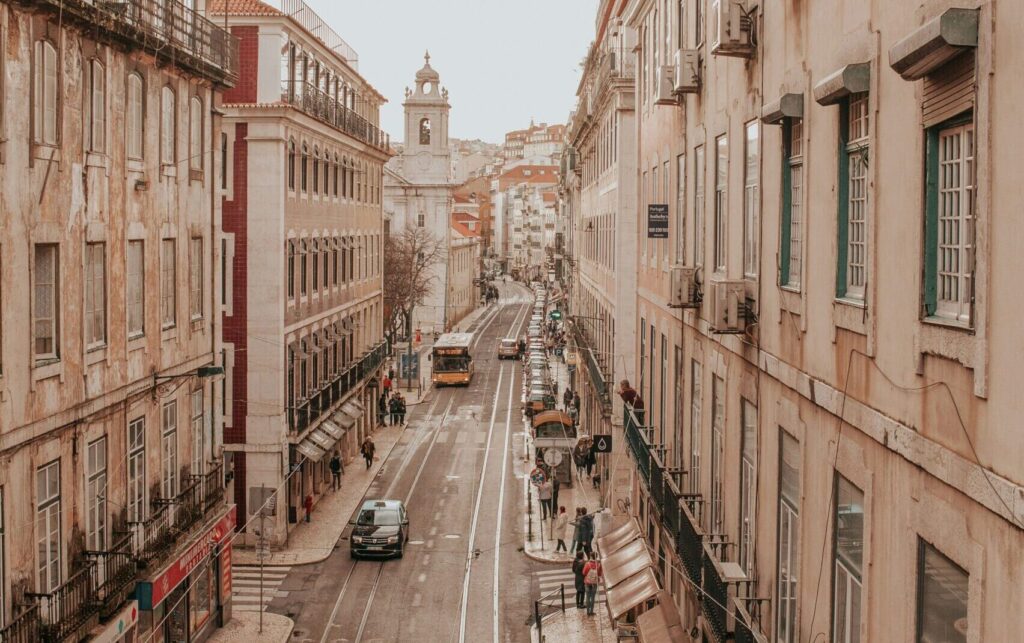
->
xmin=534 ymin=568 xmax=606 ymax=604
xmin=231 ymin=564 xmax=292 ymax=612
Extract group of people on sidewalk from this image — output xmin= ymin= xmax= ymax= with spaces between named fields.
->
xmin=547 ymin=505 xmax=596 ymax=555
xmin=572 ymin=551 xmax=604 ymax=616
xmin=561 ymin=387 xmax=581 ymax=426
xmin=377 ymin=373 xmax=408 ymax=427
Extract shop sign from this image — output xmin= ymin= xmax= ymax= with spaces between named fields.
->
xmin=220 ymin=542 xmax=233 ymax=600
xmin=138 ymin=505 xmax=237 ymax=610
xmin=90 ymin=600 xmax=139 ymax=643
xmin=647 ymin=204 xmax=669 ymax=238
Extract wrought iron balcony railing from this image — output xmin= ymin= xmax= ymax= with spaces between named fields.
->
xmin=289 ymin=340 xmax=388 ymax=433
xmin=280 ymin=81 xmax=389 ymax=151
xmin=25 ymin=562 xmax=100 ymax=643
xmin=127 ymin=502 xmax=176 ymax=567
xmin=82 ymin=533 xmax=137 ymax=618
xmin=30 ymin=0 xmax=237 ymax=86
xmin=0 ymin=602 xmax=42 ymax=643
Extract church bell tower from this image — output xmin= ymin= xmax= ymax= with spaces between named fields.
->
xmin=402 ymin=51 xmax=451 ymax=184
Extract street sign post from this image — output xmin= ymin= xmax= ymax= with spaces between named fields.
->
xmin=593 ymin=435 xmax=613 ymax=453
xmin=543 ymin=449 xmax=563 ymax=467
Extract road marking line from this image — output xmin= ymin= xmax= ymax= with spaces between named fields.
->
xmin=492 ymin=356 xmax=518 ymax=643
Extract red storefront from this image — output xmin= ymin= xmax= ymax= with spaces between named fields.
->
xmin=136 ymin=506 xmax=236 ymax=643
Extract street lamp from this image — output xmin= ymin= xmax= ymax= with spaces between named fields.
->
xmin=154 ymin=365 xmax=224 ymax=385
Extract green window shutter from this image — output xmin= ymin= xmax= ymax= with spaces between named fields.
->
xmin=779 ymin=120 xmax=793 ymax=287
xmin=835 ymin=100 xmax=850 ymax=298
xmin=922 ymin=127 xmax=940 ymax=317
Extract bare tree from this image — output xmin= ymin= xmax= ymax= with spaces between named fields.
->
xmin=383 ymin=224 xmax=446 ymax=346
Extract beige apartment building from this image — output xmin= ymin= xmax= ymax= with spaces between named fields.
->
xmin=564 ymin=6 xmax=640 ymax=514
xmin=212 ymin=0 xmax=390 ymax=545
xmin=0 ymin=0 xmax=237 ymax=641
xmin=568 ymin=0 xmax=1024 ymax=641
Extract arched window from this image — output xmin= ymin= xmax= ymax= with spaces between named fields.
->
xmin=87 ymin=60 xmax=106 ymax=152
xmin=287 ymin=139 xmax=296 ymax=190
xmin=301 ymin=143 xmax=309 ymax=193
xmin=323 ymin=149 xmax=330 ymax=194
xmin=33 ymin=39 xmax=59 ymax=145
xmin=333 ymin=153 xmax=339 ymax=197
xmin=312 ymin=147 xmax=320 ymax=194
xmin=419 ymin=117 xmax=431 ymax=145
xmin=189 ymin=96 xmax=202 ymax=170
xmin=126 ymin=73 xmax=144 ymax=159
xmin=161 ymin=86 xmax=175 ymax=165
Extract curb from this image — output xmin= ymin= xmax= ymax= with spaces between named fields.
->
xmin=523 ymin=547 xmax=577 ymax=566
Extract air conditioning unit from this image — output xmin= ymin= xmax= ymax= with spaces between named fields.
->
xmin=669 ymin=266 xmax=701 ymax=308
xmin=673 ymin=49 xmax=700 ymax=94
xmin=711 ymin=0 xmax=755 ymax=59
xmin=709 ymin=277 xmax=746 ymax=333
xmin=655 ymin=65 xmax=678 ymax=105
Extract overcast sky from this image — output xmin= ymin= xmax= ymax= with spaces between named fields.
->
xmin=301 ymin=0 xmax=598 ymax=144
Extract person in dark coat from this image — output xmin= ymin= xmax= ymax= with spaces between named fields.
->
xmin=377 ymin=392 xmax=389 ymax=427
xmin=360 ymin=437 xmax=375 ymax=470
xmin=329 ymin=454 xmax=342 ymax=490
xmin=578 ymin=508 xmax=595 ymax=555
xmin=388 ymin=396 xmax=400 ymax=426
xmin=563 ymin=388 xmax=573 ymax=410
xmin=571 ymin=552 xmax=587 ymax=609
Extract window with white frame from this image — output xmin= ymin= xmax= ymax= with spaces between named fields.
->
xmin=689 ymin=360 xmax=702 ymax=494
xmin=782 ymin=120 xmax=804 ymax=289
xmin=933 ymin=122 xmax=975 ymax=323
xmin=833 ymin=476 xmax=864 ymax=643
xmin=34 ymin=244 xmax=59 ymax=361
xmin=189 ymin=96 xmax=202 ymax=171
xmin=127 ymin=241 xmax=144 ymax=337
xmin=33 ymin=40 xmax=58 ymax=145
xmin=287 ymin=140 xmax=296 ymax=190
xmin=161 ymin=86 xmax=175 ymax=165
xmin=87 ymin=60 xmax=106 ymax=153
xmin=36 ymin=460 xmax=61 ymax=593
xmin=190 ymin=237 xmax=203 ymax=320
xmin=738 ymin=399 xmax=757 ymax=575
xmin=287 ymin=240 xmax=296 ymax=300
xmin=777 ymin=431 xmax=801 ymax=643
xmin=127 ymin=73 xmax=144 ymax=159
xmin=663 ymin=159 xmax=671 ymax=264
xmin=301 ymin=144 xmax=309 ymax=193
xmin=659 ymin=334 xmax=667 ymax=442
xmin=161 ymin=239 xmax=176 ymax=328
xmin=843 ymin=93 xmax=869 ymax=299
xmin=694 ymin=145 xmax=705 ymax=266
xmin=191 ymin=389 xmax=205 ymax=476
xmin=85 ymin=437 xmax=108 ymax=554
xmin=127 ymin=417 xmax=145 ymax=522
xmin=673 ymin=346 xmax=684 ymax=468
xmin=916 ymin=541 xmax=968 ymax=643
xmin=85 ymin=242 xmax=107 ymax=348
xmin=709 ymin=375 xmax=725 ymax=534
xmin=161 ymin=401 xmax=178 ymax=499
xmin=675 ymin=153 xmax=685 ymax=262
xmin=743 ymin=121 xmax=759 ymax=278
xmin=714 ymin=134 xmax=728 ymax=273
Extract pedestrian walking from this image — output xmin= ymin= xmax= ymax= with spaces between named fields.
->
xmin=572 ymin=392 xmax=581 ymax=415
xmin=389 ymin=396 xmax=400 ymax=426
xmin=554 ymin=506 xmax=569 ymax=552
xmin=329 ymin=454 xmax=342 ymax=491
xmin=360 ymin=436 xmax=375 ymax=470
xmin=382 ymin=374 xmax=392 ymax=396
xmin=573 ymin=444 xmax=587 ymax=480
xmin=538 ymin=479 xmax=553 ymax=520
xmin=585 ymin=445 xmax=597 ymax=479
xmin=304 ymin=493 xmax=313 ymax=523
xmin=563 ymin=388 xmax=573 ymax=410
xmin=578 ymin=508 xmax=595 ymax=555
xmin=571 ymin=552 xmax=587 ymax=609
xmin=378 ymin=392 xmax=389 ymax=427
xmin=397 ymin=393 xmax=408 ymax=425
xmin=582 ymin=556 xmax=603 ymax=615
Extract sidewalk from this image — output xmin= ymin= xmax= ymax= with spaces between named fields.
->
xmin=531 ymin=606 xmax=616 ymax=643
xmin=209 ymin=611 xmax=294 ymax=643
xmin=233 ymin=422 xmax=405 ymax=566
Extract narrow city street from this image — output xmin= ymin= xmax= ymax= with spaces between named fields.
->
xmin=263 ymin=283 xmax=556 ymax=642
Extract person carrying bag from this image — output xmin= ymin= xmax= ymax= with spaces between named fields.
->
xmin=582 ymin=556 xmax=603 ymax=615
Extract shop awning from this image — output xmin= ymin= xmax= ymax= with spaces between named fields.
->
xmin=813 ymin=62 xmax=871 ymax=106
xmin=636 ymin=591 xmax=687 ymax=643
xmin=297 ymin=440 xmax=326 ymax=462
xmin=605 ymin=568 xmax=661 ymax=621
xmin=596 ymin=517 xmax=641 ymax=555
xmin=332 ymin=411 xmax=357 ymax=430
xmin=340 ymin=400 xmax=364 ymax=421
xmin=308 ymin=428 xmax=335 ymax=451
xmin=320 ymin=419 xmax=345 ymax=440
xmin=603 ymin=538 xmax=654 ymax=588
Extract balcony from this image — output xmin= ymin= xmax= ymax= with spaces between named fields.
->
xmin=27 ymin=0 xmax=237 ymax=86
xmin=281 ymin=81 xmax=390 ymax=152
xmin=25 ymin=562 xmax=101 ymax=643
xmin=0 ymin=603 xmax=42 ymax=643
xmin=82 ymin=533 xmax=137 ymax=619
xmin=290 ymin=340 xmax=388 ymax=433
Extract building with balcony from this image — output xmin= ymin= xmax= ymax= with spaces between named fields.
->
xmin=563 ymin=3 xmax=639 ymax=518
xmin=0 ymin=0 xmax=236 ymax=640
xmin=211 ymin=0 xmax=390 ymax=546
xmin=572 ymin=0 xmax=1024 ymax=641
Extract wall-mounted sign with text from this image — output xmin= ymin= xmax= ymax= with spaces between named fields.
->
xmin=647 ymin=204 xmax=669 ymax=239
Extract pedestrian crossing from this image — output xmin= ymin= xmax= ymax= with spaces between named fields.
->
xmin=231 ymin=564 xmax=291 ymax=612
xmin=534 ymin=568 xmax=606 ymax=605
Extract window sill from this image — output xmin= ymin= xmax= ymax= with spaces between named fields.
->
xmin=126 ymin=158 xmax=145 ymax=174
xmin=162 ymin=326 xmax=178 ymax=342
xmin=161 ymin=164 xmax=177 ymax=178
xmin=922 ymin=315 xmax=973 ymax=332
xmin=191 ymin=317 xmax=205 ymax=331
xmin=31 ymin=144 xmax=61 ymax=166
xmin=917 ymin=318 xmax=980 ymax=378
xmin=833 ymin=298 xmax=867 ymax=336
xmin=32 ymin=359 xmax=62 ymax=382
xmin=85 ymin=345 xmax=108 ymax=366
xmin=85 ymin=152 xmax=108 ymax=169
xmin=128 ymin=334 xmax=147 ymax=352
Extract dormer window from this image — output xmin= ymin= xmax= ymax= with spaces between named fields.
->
xmin=419 ymin=117 xmax=431 ymax=144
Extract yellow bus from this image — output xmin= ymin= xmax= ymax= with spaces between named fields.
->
xmin=432 ymin=333 xmax=474 ymax=386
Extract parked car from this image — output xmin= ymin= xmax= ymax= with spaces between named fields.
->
xmin=350 ymin=499 xmax=409 ymax=559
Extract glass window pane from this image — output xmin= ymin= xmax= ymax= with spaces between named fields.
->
xmin=918 ymin=543 xmax=968 ymax=643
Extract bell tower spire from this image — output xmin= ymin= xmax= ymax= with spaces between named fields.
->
xmin=401 ymin=53 xmax=451 ymax=184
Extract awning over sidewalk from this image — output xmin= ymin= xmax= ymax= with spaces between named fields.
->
xmin=636 ymin=591 xmax=686 ymax=643
xmin=605 ymin=568 xmax=661 ymax=621
xmin=297 ymin=440 xmax=326 ymax=462
xmin=340 ymin=400 xmax=363 ymax=421
xmin=332 ymin=411 xmax=357 ymax=430
xmin=320 ymin=419 xmax=345 ymax=440
xmin=307 ymin=428 xmax=335 ymax=451
xmin=603 ymin=538 xmax=654 ymax=588
xmin=596 ymin=517 xmax=641 ymax=554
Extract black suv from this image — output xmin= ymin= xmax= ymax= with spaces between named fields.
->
xmin=350 ymin=499 xmax=409 ymax=559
